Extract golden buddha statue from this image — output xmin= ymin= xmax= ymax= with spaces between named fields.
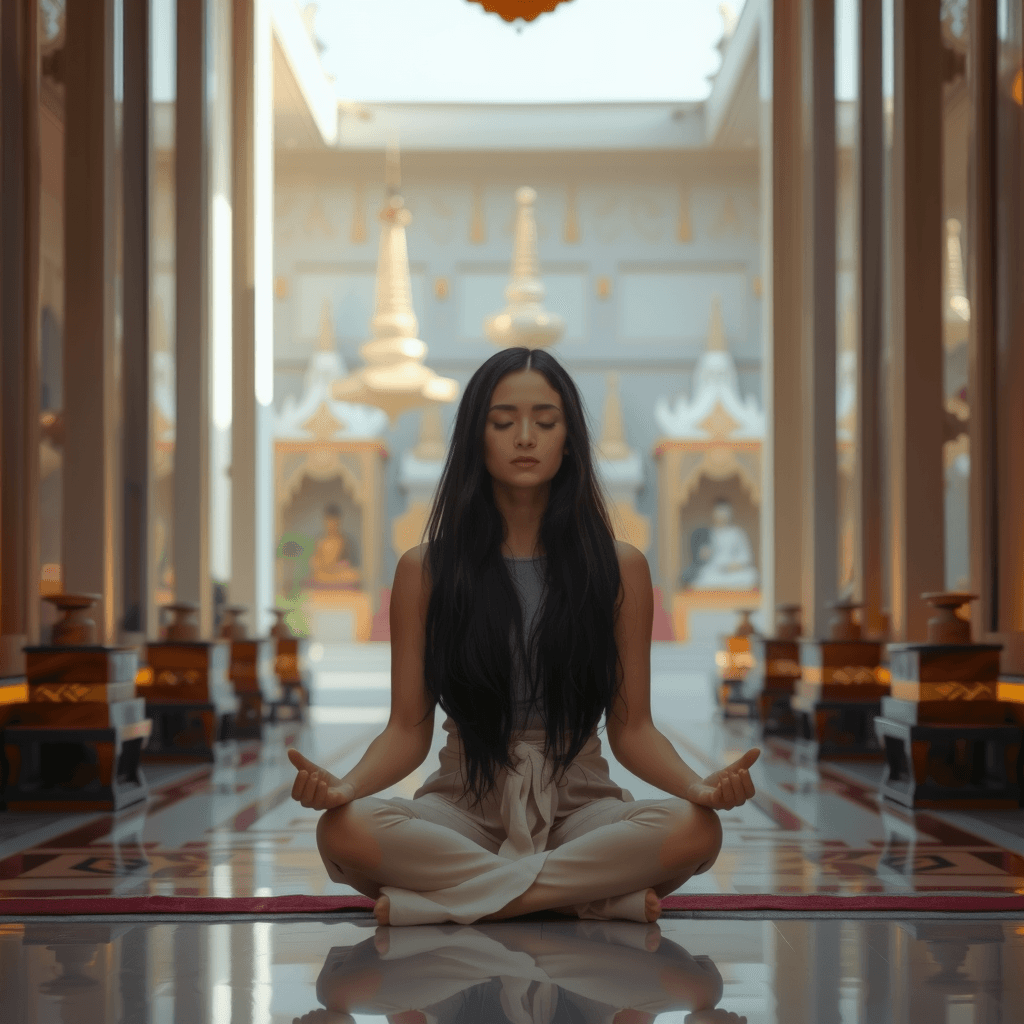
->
xmin=307 ymin=504 xmax=361 ymax=589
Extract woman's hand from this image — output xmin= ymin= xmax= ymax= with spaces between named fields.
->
xmin=288 ymin=748 xmax=356 ymax=811
xmin=685 ymin=749 xmax=759 ymax=810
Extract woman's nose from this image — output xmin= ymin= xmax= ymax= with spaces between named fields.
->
xmin=516 ymin=419 xmax=535 ymax=446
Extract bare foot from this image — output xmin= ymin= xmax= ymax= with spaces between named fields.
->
xmin=645 ymin=889 xmax=661 ymax=923
xmin=373 ymin=928 xmax=390 ymax=955
xmin=373 ymin=894 xmax=390 ymax=926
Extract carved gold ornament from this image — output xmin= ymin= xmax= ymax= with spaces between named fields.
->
xmin=467 ymin=0 xmax=576 ymax=23
xmin=802 ymin=666 xmax=890 ymax=686
xmin=891 ymin=680 xmax=998 ymax=702
xmin=32 ymin=682 xmax=93 ymax=702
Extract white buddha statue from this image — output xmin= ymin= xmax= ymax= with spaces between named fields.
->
xmin=690 ymin=498 xmax=758 ymax=590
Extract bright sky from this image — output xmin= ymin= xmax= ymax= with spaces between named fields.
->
xmin=314 ymin=0 xmax=745 ymax=104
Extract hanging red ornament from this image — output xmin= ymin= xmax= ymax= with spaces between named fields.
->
xmin=466 ymin=0 xmax=577 ymax=24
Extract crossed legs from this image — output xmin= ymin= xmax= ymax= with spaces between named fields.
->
xmin=315 ymin=795 xmax=723 ymax=925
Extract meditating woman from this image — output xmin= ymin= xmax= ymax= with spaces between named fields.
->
xmin=288 ymin=347 xmax=760 ymax=926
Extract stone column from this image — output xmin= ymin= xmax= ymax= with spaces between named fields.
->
xmin=800 ymin=0 xmax=838 ymax=639
xmin=887 ymin=0 xmax=945 ymax=641
xmin=175 ymin=0 xmax=214 ymax=636
xmin=121 ymin=0 xmax=153 ymax=642
xmin=62 ymin=0 xmax=120 ymax=644
xmin=231 ymin=0 xmax=275 ymax=636
xmin=0 ymin=0 xmax=42 ymax=674
xmin=855 ymin=0 xmax=885 ymax=636
xmin=759 ymin=0 xmax=805 ymax=626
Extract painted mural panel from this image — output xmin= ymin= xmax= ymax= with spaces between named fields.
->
xmin=617 ymin=268 xmax=749 ymax=352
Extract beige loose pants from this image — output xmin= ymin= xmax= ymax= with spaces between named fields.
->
xmin=320 ymin=717 xmax=698 ymax=925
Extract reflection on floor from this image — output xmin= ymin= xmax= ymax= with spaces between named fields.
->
xmin=2 ymin=643 xmax=1024 ymax=1021
xmin=3 ymin=917 xmax=1024 ymax=1022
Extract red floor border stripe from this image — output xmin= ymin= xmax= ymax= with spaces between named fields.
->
xmin=2 ymin=892 xmax=1024 ymax=916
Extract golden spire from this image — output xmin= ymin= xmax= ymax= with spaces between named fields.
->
xmin=707 ymin=294 xmax=727 ymax=352
xmin=332 ymin=180 xmax=458 ymax=422
xmin=598 ymin=372 xmax=631 ymax=461
xmin=317 ymin=299 xmax=334 ymax=352
xmin=485 ymin=187 xmax=565 ymax=349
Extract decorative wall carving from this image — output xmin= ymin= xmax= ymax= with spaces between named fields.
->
xmin=564 ymin=184 xmax=581 ymax=244
xmin=351 ymin=183 xmax=368 ymax=245
xmin=677 ymin=184 xmax=693 ymax=243
xmin=470 ymin=184 xmax=487 ymax=244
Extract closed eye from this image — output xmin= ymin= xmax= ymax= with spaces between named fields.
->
xmin=491 ymin=422 xmax=558 ymax=429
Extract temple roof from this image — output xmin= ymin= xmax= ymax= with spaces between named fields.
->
xmin=653 ymin=295 xmax=765 ymax=440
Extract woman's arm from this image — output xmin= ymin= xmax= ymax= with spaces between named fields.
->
xmin=605 ymin=543 xmax=758 ymax=810
xmin=288 ymin=545 xmax=436 ymax=810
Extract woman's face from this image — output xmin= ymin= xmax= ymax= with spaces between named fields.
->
xmin=483 ymin=369 xmax=568 ymax=490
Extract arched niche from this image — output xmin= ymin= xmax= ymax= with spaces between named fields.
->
xmin=273 ymin=438 xmax=388 ymax=641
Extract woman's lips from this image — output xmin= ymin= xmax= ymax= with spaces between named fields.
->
xmin=511 ymin=457 xmax=539 ymax=466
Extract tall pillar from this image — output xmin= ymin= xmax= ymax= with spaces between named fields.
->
xmin=968 ymin=0 xmax=1024 ymax=671
xmin=759 ymin=0 xmax=805 ymax=626
xmin=0 ymin=0 xmax=41 ymax=671
xmin=231 ymin=0 xmax=275 ymax=635
xmin=800 ymin=0 xmax=838 ymax=639
xmin=887 ymin=0 xmax=945 ymax=641
xmin=122 ymin=0 xmax=153 ymax=642
xmin=967 ymin=0 xmax=999 ymax=644
xmin=175 ymin=0 xmax=214 ymax=636
xmin=62 ymin=0 xmax=120 ymax=643
xmin=855 ymin=0 xmax=885 ymax=636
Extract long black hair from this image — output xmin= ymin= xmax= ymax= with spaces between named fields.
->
xmin=423 ymin=347 xmax=622 ymax=804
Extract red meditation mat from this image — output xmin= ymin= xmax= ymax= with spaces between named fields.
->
xmin=3 ymin=892 xmax=1024 ymax=917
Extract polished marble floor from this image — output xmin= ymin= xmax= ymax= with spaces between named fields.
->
xmin=3 ymin=916 xmax=1024 ymax=1022
xmin=2 ymin=643 xmax=1023 ymax=903
xmin=2 ymin=643 xmax=1024 ymax=1022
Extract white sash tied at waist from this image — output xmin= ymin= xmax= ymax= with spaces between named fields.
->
xmin=379 ymin=719 xmax=636 ymax=924
xmin=498 ymin=738 xmax=560 ymax=861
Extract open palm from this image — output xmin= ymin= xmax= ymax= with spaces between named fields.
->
xmin=685 ymin=748 xmax=760 ymax=810
xmin=288 ymin=748 xmax=355 ymax=811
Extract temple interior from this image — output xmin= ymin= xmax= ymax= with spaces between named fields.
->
xmin=2 ymin=0 xmax=1024 ymax=1020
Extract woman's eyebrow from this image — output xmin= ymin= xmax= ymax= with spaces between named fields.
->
xmin=488 ymin=403 xmax=561 ymax=412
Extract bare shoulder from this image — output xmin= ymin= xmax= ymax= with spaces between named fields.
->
xmin=397 ymin=542 xmax=429 ymax=571
xmin=393 ymin=543 xmax=431 ymax=600
xmin=615 ymin=540 xmax=651 ymax=583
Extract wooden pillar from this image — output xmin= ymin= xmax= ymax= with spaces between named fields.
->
xmin=800 ymin=0 xmax=838 ymax=638
xmin=231 ymin=0 xmax=275 ymax=635
xmin=122 ymin=0 xmax=153 ymax=642
xmin=175 ymin=0 xmax=213 ymax=636
xmin=855 ymin=0 xmax=885 ymax=636
xmin=62 ymin=0 xmax=120 ymax=643
xmin=967 ymin=0 xmax=997 ymax=643
xmin=0 ymin=0 xmax=41 ymax=671
xmin=888 ymin=0 xmax=945 ymax=642
xmin=760 ymin=0 xmax=805 ymax=626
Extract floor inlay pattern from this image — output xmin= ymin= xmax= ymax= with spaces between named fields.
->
xmin=2 ymin=645 xmax=1023 ymax=906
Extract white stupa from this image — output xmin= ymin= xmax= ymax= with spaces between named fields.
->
xmin=653 ymin=296 xmax=765 ymax=440
xmin=276 ymin=301 xmax=389 ymax=443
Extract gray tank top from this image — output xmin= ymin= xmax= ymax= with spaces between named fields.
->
xmin=505 ymin=555 xmax=547 ymax=729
